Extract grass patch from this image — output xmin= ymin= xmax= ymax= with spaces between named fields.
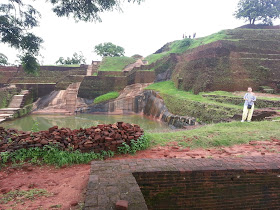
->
xmin=145 ymin=81 xmax=242 ymax=122
xmin=202 ymin=91 xmax=236 ymax=97
xmin=145 ymin=31 xmax=229 ymax=64
xmin=93 ymin=92 xmax=120 ymax=104
xmin=146 ymin=121 xmax=280 ymax=148
xmin=145 ymin=81 xmax=242 ymax=109
xmin=98 ymin=56 xmax=136 ymax=71
xmin=0 ymin=135 xmax=149 ymax=168
xmin=0 ymin=188 xmax=52 ymax=204
xmin=0 ymin=145 xmax=114 ymax=168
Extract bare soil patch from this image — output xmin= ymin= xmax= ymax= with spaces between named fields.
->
xmin=0 ymin=164 xmax=90 ymax=210
xmin=110 ymin=138 xmax=280 ymax=160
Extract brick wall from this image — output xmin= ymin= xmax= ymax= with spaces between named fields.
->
xmin=85 ymin=157 xmax=280 ymax=210
xmin=79 ymin=71 xmax=156 ymax=99
xmin=127 ymin=71 xmax=155 ymax=85
xmin=14 ymin=83 xmax=56 ymax=98
xmin=134 ymin=170 xmax=280 ymax=209
xmin=78 ymin=76 xmax=128 ymax=99
xmin=97 ymin=71 xmax=128 ymax=77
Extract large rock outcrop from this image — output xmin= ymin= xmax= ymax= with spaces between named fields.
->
xmin=173 ymin=28 xmax=280 ymax=94
xmin=86 ymin=84 xmax=196 ymax=128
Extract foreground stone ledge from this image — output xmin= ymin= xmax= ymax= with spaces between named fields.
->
xmin=84 ymin=155 xmax=280 ymax=209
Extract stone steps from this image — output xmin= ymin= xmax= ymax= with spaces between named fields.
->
xmin=86 ymin=65 xmax=93 ymax=76
xmin=0 ymin=108 xmax=21 ymax=114
xmin=8 ymin=90 xmax=30 ymax=109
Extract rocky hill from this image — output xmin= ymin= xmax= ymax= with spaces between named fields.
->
xmin=148 ymin=26 xmax=280 ymax=94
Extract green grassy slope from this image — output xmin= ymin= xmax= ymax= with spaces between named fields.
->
xmin=145 ymin=31 xmax=228 ymax=64
xmin=98 ymin=57 xmax=136 ymax=71
xmin=145 ymin=81 xmax=242 ymax=122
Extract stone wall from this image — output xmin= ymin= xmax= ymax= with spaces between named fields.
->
xmin=97 ymin=71 xmax=128 ymax=77
xmin=0 ymin=65 xmax=87 ymax=85
xmin=14 ymin=83 xmax=56 ymax=98
xmin=134 ymin=159 xmax=280 ymax=209
xmin=85 ymin=156 xmax=280 ymax=209
xmin=0 ymin=66 xmax=18 ymax=84
xmin=78 ymin=71 xmax=156 ymax=99
xmin=78 ymin=76 xmax=128 ymax=99
xmin=203 ymin=95 xmax=280 ymax=108
xmin=127 ymin=71 xmax=156 ymax=85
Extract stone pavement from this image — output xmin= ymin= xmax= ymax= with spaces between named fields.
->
xmin=84 ymin=155 xmax=280 ymax=210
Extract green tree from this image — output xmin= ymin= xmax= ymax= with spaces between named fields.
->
xmin=0 ymin=53 xmax=9 ymax=66
xmin=55 ymin=52 xmax=86 ymax=65
xmin=235 ymin=0 xmax=280 ymax=25
xmin=94 ymin=42 xmax=125 ymax=57
xmin=0 ymin=0 xmax=143 ymax=74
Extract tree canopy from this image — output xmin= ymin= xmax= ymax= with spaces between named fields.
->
xmin=94 ymin=42 xmax=125 ymax=57
xmin=0 ymin=0 xmax=143 ymax=73
xmin=0 ymin=53 xmax=9 ymax=66
xmin=235 ymin=0 xmax=280 ymax=25
xmin=55 ymin=52 xmax=86 ymax=65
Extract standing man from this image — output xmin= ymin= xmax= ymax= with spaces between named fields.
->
xmin=241 ymin=87 xmax=256 ymax=122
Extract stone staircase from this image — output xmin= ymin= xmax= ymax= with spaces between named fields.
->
xmin=32 ymin=83 xmax=82 ymax=115
xmin=0 ymin=90 xmax=29 ymax=123
xmin=65 ymin=82 xmax=81 ymax=113
xmin=86 ymin=64 xmax=93 ymax=76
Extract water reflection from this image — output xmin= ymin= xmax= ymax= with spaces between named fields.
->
xmin=1 ymin=114 xmax=171 ymax=132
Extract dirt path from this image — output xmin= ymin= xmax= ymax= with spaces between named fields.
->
xmin=0 ymin=164 xmax=90 ymax=210
xmin=110 ymin=138 xmax=280 ymax=160
xmin=1 ymin=138 xmax=280 ymax=209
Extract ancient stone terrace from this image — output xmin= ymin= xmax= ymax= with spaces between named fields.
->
xmin=85 ymin=156 xmax=280 ymax=209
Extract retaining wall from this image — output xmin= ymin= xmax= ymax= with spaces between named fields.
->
xmin=85 ymin=156 xmax=280 ymax=209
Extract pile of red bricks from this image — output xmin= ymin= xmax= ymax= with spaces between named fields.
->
xmin=0 ymin=122 xmax=144 ymax=153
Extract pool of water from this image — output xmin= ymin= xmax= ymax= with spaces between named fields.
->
xmin=1 ymin=114 xmax=171 ymax=132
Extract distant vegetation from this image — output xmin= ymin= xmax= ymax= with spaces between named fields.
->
xmin=94 ymin=42 xmax=125 ymax=57
xmin=0 ymin=0 xmax=144 ymax=74
xmin=55 ymin=52 xmax=86 ymax=65
xmin=93 ymin=92 xmax=120 ymax=104
xmin=98 ymin=56 xmax=136 ymax=71
xmin=0 ymin=53 xmax=9 ymax=66
xmin=145 ymin=31 xmax=228 ymax=64
xmin=235 ymin=0 xmax=280 ymax=25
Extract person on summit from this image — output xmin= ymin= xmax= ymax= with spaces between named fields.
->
xmin=241 ymin=87 xmax=256 ymax=122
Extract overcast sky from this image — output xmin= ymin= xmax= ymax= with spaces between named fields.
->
xmin=1 ymin=0 xmax=280 ymax=65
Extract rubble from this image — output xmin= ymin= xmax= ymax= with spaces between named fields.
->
xmin=0 ymin=122 xmax=144 ymax=153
